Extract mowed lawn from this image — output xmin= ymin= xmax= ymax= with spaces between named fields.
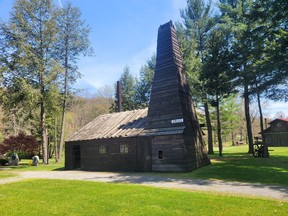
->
xmin=0 ymin=179 xmax=287 ymax=216
xmin=173 ymin=146 xmax=288 ymax=186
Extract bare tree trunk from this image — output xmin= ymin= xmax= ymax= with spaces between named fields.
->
xmin=54 ymin=116 xmax=58 ymax=162
xmin=58 ymin=104 xmax=66 ymax=163
xmin=256 ymin=85 xmax=269 ymax=157
xmin=12 ymin=108 xmax=17 ymax=136
xmin=216 ymin=95 xmax=223 ymax=156
xmin=58 ymin=42 xmax=69 ymax=163
xmin=244 ymin=84 xmax=253 ymax=154
xmin=231 ymin=132 xmax=235 ymax=146
xmin=41 ymin=101 xmax=48 ymax=164
xmin=204 ymin=101 xmax=214 ymax=154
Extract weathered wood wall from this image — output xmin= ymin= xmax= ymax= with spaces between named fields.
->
xmin=152 ymin=134 xmax=193 ymax=172
xmin=65 ymin=137 xmax=152 ymax=171
xmin=264 ymin=120 xmax=288 ymax=146
xmin=266 ymin=133 xmax=288 ymax=146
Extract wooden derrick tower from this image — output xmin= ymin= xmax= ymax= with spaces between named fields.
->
xmin=144 ymin=21 xmax=210 ymax=171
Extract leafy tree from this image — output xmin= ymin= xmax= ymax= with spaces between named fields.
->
xmin=54 ymin=2 xmax=93 ymax=163
xmin=219 ymin=95 xmax=242 ymax=145
xmin=219 ymin=0 xmax=287 ymax=155
xmin=0 ymin=0 xmax=61 ymax=164
xmin=201 ymin=26 xmax=235 ymax=156
xmin=218 ymin=0 xmax=257 ymax=153
xmin=135 ymin=54 xmax=156 ymax=108
xmin=178 ymin=0 xmax=215 ymax=154
xmin=250 ymin=0 xmax=287 ymax=156
xmin=112 ymin=66 xmax=137 ymax=112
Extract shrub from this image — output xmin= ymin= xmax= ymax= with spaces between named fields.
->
xmin=0 ymin=132 xmax=39 ymax=156
xmin=0 ymin=158 xmax=8 ymax=166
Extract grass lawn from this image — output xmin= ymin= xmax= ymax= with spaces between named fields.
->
xmin=0 ymin=179 xmax=287 ymax=216
xmin=0 ymin=170 xmax=17 ymax=179
xmin=168 ymin=146 xmax=288 ymax=186
xmin=4 ymin=158 xmax=64 ymax=172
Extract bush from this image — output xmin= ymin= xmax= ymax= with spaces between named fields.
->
xmin=0 ymin=158 xmax=8 ymax=166
xmin=0 ymin=132 xmax=39 ymax=156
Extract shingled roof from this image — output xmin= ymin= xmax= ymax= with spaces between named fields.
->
xmin=67 ymin=108 xmax=148 ymax=142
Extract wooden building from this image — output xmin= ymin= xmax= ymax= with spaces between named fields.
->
xmin=263 ymin=118 xmax=288 ymax=147
xmin=65 ymin=21 xmax=210 ymax=172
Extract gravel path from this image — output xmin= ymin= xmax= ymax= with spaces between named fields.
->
xmin=1 ymin=170 xmax=288 ymax=201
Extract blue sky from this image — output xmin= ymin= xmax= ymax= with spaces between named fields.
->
xmin=0 ymin=0 xmax=287 ymax=117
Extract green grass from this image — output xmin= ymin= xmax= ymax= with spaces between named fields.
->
xmin=0 ymin=179 xmax=287 ymax=216
xmin=8 ymin=158 xmax=64 ymax=172
xmin=173 ymin=146 xmax=288 ymax=186
xmin=0 ymin=170 xmax=17 ymax=179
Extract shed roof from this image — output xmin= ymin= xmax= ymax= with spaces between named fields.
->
xmin=269 ymin=118 xmax=288 ymax=124
xmin=67 ymin=109 xmax=148 ymax=142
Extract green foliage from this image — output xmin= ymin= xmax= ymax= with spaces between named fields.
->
xmin=135 ymin=54 xmax=156 ymax=108
xmin=119 ymin=66 xmax=137 ymax=111
xmin=0 ymin=179 xmax=287 ymax=215
xmin=55 ymin=1 xmax=93 ymax=91
xmin=201 ymin=25 xmax=236 ymax=100
xmin=177 ymin=0 xmax=215 ymax=103
xmin=219 ymin=95 xmax=242 ymax=139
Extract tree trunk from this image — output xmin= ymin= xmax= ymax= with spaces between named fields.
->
xmin=54 ymin=116 xmax=58 ymax=162
xmin=256 ymin=85 xmax=269 ymax=157
xmin=41 ymin=101 xmax=48 ymax=164
xmin=204 ymin=101 xmax=214 ymax=154
xmin=12 ymin=108 xmax=17 ymax=136
xmin=58 ymin=104 xmax=66 ymax=163
xmin=58 ymin=42 xmax=69 ymax=163
xmin=231 ymin=132 xmax=235 ymax=146
xmin=216 ymin=96 xmax=223 ymax=156
xmin=244 ymin=84 xmax=253 ymax=154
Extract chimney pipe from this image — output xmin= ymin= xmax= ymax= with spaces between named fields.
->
xmin=117 ymin=81 xmax=122 ymax=112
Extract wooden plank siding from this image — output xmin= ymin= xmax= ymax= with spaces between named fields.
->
xmin=263 ymin=118 xmax=288 ymax=146
xmin=66 ymin=137 xmax=152 ymax=171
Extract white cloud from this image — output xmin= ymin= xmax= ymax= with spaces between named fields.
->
xmin=262 ymin=101 xmax=288 ymax=118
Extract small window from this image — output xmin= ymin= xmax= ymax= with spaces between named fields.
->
xmin=158 ymin=150 xmax=163 ymax=159
xmin=120 ymin=144 xmax=129 ymax=153
xmin=99 ymin=145 xmax=106 ymax=154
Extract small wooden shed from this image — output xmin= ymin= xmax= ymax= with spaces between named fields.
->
xmin=263 ymin=118 xmax=288 ymax=147
xmin=65 ymin=21 xmax=210 ymax=172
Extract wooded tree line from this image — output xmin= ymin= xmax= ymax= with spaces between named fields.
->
xmin=114 ymin=0 xmax=287 ymax=156
xmin=176 ymin=0 xmax=287 ymax=156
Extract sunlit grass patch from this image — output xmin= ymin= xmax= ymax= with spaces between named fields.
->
xmin=165 ymin=146 xmax=288 ymax=186
xmin=0 ymin=179 xmax=287 ymax=216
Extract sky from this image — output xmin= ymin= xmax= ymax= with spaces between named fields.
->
xmin=0 ymin=0 xmax=287 ymax=118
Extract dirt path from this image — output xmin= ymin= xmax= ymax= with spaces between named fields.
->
xmin=1 ymin=170 xmax=287 ymax=201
